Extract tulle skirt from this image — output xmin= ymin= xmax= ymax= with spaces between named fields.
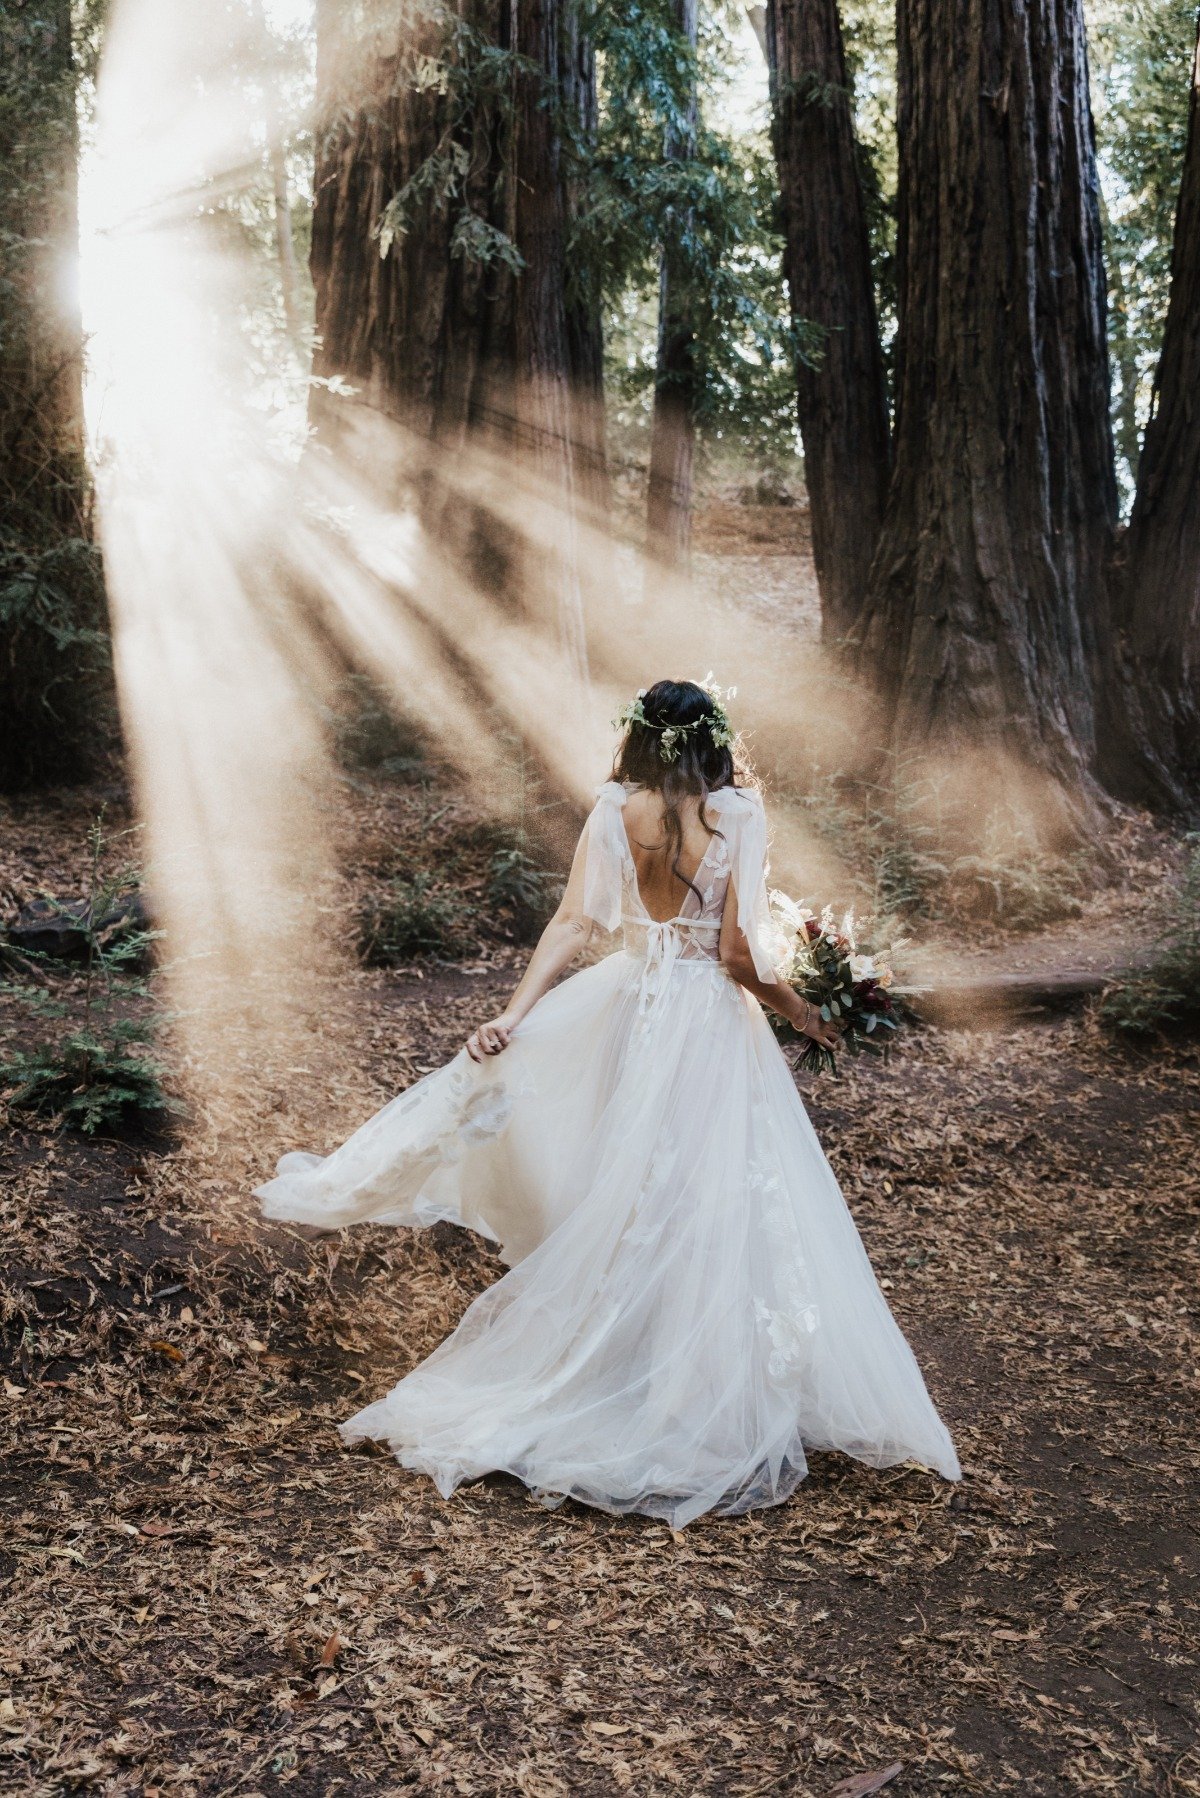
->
xmin=256 ymin=951 xmax=960 ymax=1528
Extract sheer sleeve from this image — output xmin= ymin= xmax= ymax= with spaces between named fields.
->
xmin=707 ymin=786 xmax=787 ymax=983
xmin=580 ymin=780 xmax=630 ymax=934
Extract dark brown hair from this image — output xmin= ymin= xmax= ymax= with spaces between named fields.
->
xmin=611 ymin=679 xmax=753 ymax=905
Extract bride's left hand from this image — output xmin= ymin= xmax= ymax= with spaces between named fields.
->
xmin=466 ymin=1015 xmax=516 ymax=1062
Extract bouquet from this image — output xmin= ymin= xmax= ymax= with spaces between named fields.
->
xmin=770 ymin=893 xmax=903 ymax=1076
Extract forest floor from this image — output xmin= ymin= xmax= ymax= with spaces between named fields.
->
xmin=2 ymin=505 xmax=1199 ymax=1796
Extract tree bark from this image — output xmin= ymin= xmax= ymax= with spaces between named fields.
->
xmin=645 ymin=0 xmax=700 ymax=570
xmin=1099 ymin=12 xmax=1200 ymax=815
xmin=0 ymin=0 xmax=103 ymax=789
xmin=511 ymin=0 xmax=588 ymax=675
xmin=852 ymin=0 xmax=1117 ymax=803
xmin=309 ymin=0 xmax=588 ymax=673
xmin=308 ymin=0 xmax=514 ymax=477
xmin=765 ymin=0 xmax=891 ymax=641
xmin=559 ymin=3 xmax=609 ymax=518
xmin=0 ymin=0 xmax=84 ymax=525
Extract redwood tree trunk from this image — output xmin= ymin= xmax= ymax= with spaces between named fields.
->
xmin=308 ymin=0 xmax=587 ymax=672
xmin=511 ymin=0 xmax=588 ymax=674
xmin=0 ymin=0 xmax=83 ymax=519
xmin=645 ymin=0 xmax=700 ymax=569
xmin=853 ymin=0 xmax=1117 ymax=800
xmin=765 ymin=0 xmax=891 ymax=641
xmin=308 ymin=0 xmax=513 ymax=476
xmin=0 ymin=0 xmax=101 ymax=788
xmin=559 ymin=4 xmax=609 ymax=517
xmin=1099 ymin=13 xmax=1200 ymax=814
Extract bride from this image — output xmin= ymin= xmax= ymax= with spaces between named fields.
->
xmin=256 ymin=678 xmax=960 ymax=1527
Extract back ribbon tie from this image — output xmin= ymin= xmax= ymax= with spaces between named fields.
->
xmin=637 ymin=920 xmax=683 ymax=1013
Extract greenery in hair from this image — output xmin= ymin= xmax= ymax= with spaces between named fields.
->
xmin=612 ymin=674 xmax=736 ymax=764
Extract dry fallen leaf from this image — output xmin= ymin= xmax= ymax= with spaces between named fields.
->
xmin=827 ymin=1763 xmax=904 ymax=1796
xmin=2 ymin=770 xmax=1195 ymax=1797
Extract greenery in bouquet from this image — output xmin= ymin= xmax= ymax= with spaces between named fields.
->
xmin=770 ymin=892 xmax=905 ymax=1076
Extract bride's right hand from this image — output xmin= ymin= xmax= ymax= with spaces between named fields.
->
xmin=466 ymin=1015 xmax=516 ymax=1062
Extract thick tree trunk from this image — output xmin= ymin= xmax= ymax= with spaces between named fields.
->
xmin=1099 ymin=14 xmax=1200 ymax=815
xmin=765 ymin=0 xmax=891 ymax=641
xmin=559 ymin=4 xmax=609 ymax=518
xmin=645 ymin=0 xmax=700 ymax=569
xmin=308 ymin=0 xmax=513 ymax=478
xmin=0 ymin=0 xmax=83 ymax=522
xmin=853 ymin=0 xmax=1117 ymax=803
xmin=309 ymin=0 xmax=588 ymax=673
xmin=0 ymin=0 xmax=103 ymax=789
xmin=511 ymin=0 xmax=588 ymax=674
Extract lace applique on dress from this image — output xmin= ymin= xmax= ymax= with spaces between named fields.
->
xmin=259 ymin=772 xmax=962 ymax=1527
xmin=442 ymin=1061 xmax=530 ymax=1158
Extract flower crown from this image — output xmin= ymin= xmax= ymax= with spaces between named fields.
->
xmin=612 ymin=674 xmax=737 ymax=764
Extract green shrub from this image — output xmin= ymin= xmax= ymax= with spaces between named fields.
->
xmin=1 ymin=1028 xmax=170 ymax=1135
xmin=798 ymin=764 xmax=1087 ymax=929
xmin=486 ymin=840 xmax=563 ymax=943
xmin=944 ymin=814 xmax=1086 ymax=931
xmin=0 ymin=523 xmax=111 ymax=793
xmin=1099 ymin=842 xmax=1200 ymax=1040
xmin=0 ymin=815 xmax=173 ymax=1135
xmin=798 ymin=761 xmax=951 ymax=917
xmin=358 ymin=873 xmax=477 ymax=964
xmin=329 ymin=672 xmax=428 ymax=779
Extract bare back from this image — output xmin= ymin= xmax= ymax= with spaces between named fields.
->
xmin=621 ymin=786 xmax=723 ymax=924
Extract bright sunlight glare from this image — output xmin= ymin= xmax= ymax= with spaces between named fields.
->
xmin=79 ymin=0 xmax=1072 ymax=1114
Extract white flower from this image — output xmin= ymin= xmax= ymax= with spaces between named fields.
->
xmin=769 ymin=889 xmax=812 ymax=935
xmin=849 ymin=954 xmax=877 ymax=981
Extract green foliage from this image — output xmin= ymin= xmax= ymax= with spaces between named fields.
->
xmin=841 ymin=0 xmax=898 ymax=386
xmin=203 ymin=0 xmax=315 ymax=422
xmin=486 ymin=837 xmax=564 ymax=943
xmin=943 ymin=827 xmax=1087 ymax=932
xmin=1 ymin=1029 xmax=170 ymax=1135
xmin=0 ymin=536 xmax=110 ymax=787
xmin=0 ymin=0 xmax=112 ymax=788
xmin=353 ymin=1 xmax=527 ymax=274
xmin=1089 ymin=0 xmax=1197 ymax=496
xmin=1099 ymin=839 xmax=1200 ymax=1038
xmin=797 ymin=761 xmax=949 ymax=918
xmin=584 ymin=0 xmax=805 ymax=467
xmin=798 ymin=762 xmax=1087 ymax=930
xmin=0 ymin=815 xmax=173 ymax=1135
xmin=358 ymin=873 xmax=478 ymax=964
xmin=328 ymin=672 xmax=429 ymax=777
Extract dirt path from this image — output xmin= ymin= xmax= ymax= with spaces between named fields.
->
xmin=2 ymin=957 xmax=1198 ymax=1795
xmin=1 ymin=515 xmax=1196 ymax=1792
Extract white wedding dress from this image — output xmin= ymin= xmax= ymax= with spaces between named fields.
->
xmin=256 ymin=781 xmax=960 ymax=1526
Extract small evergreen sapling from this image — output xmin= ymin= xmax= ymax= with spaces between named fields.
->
xmin=0 ymin=815 xmax=174 ymax=1134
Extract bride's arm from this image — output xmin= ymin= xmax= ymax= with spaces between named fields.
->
xmin=718 ymin=889 xmax=840 ymax=1050
xmin=466 ymin=826 xmax=595 ymax=1061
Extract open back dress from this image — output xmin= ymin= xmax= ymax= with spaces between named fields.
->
xmin=256 ymin=780 xmax=960 ymax=1527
